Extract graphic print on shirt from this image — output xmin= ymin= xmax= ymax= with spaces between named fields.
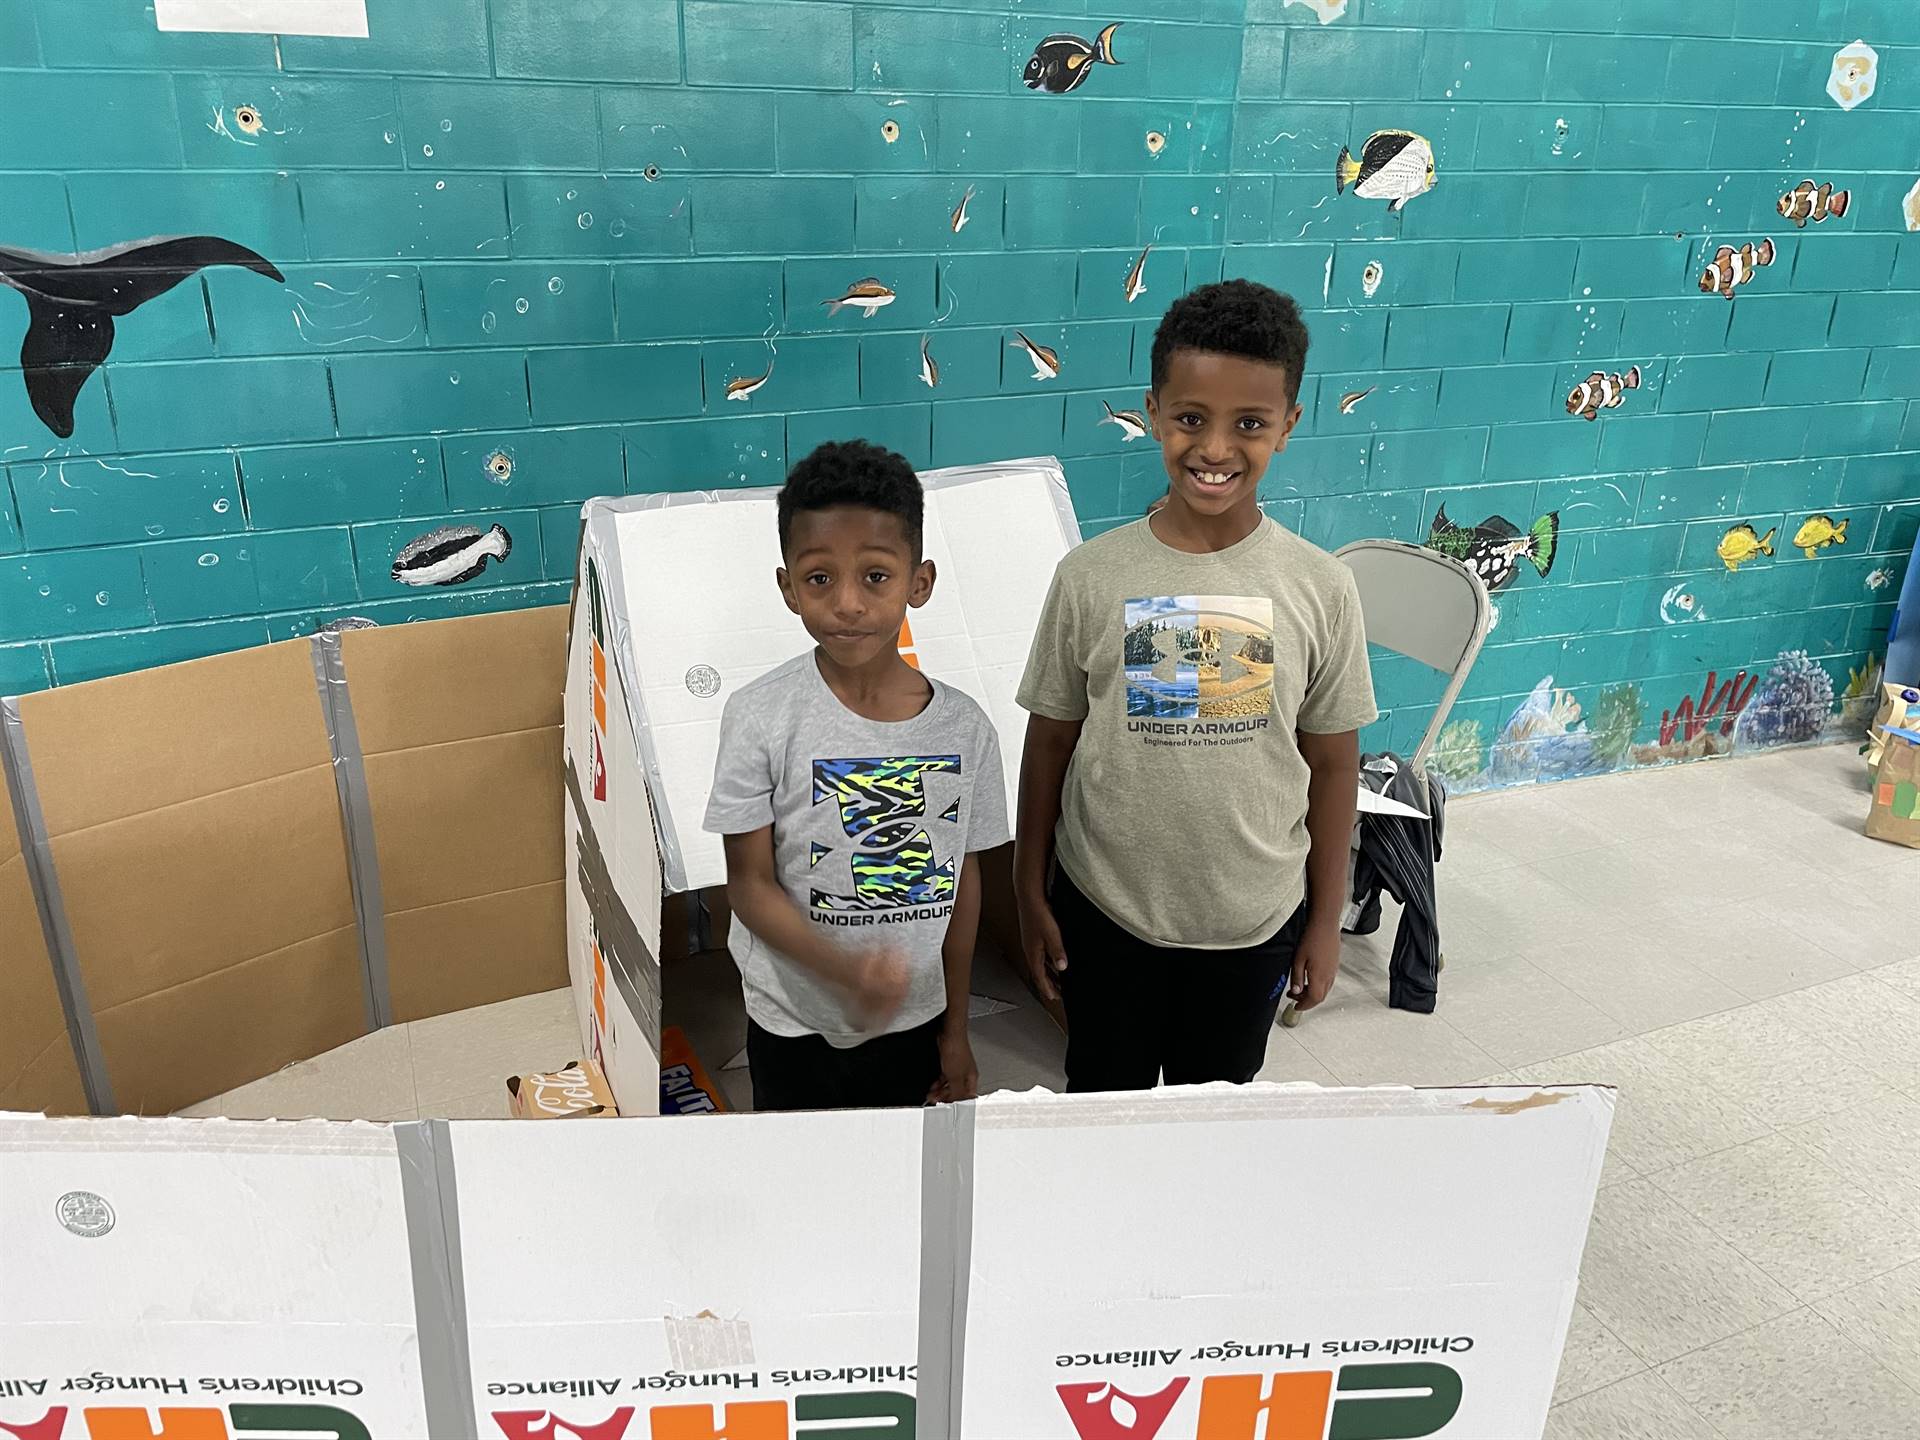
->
xmin=809 ymin=755 xmax=963 ymax=921
xmin=1124 ymin=595 xmax=1275 ymax=715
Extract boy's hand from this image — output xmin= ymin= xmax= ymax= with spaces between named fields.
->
xmin=843 ymin=944 xmax=910 ymax=1029
xmin=1288 ymin=922 xmax=1343 ymax=1012
xmin=928 ymin=1024 xmax=979 ymax=1104
xmin=1016 ymin=891 xmax=1068 ymax=1002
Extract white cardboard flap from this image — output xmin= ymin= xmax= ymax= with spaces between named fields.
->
xmin=586 ymin=458 xmax=1080 ymax=893
xmin=958 ymin=1084 xmax=1612 ymax=1439
xmin=0 ymin=1114 xmax=430 ymax=1435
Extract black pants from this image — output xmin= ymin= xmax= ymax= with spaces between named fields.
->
xmin=1051 ymin=868 xmax=1308 ymax=1093
xmin=746 ymin=1012 xmax=944 ymax=1112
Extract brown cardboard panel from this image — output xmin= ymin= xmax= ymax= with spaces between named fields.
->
xmin=51 ymin=769 xmax=359 ymax=1014
xmin=90 ymin=926 xmax=367 ymax=1114
xmin=365 ymin=728 xmax=563 ymax=913
xmin=385 ymin=881 xmax=567 ymax=1023
xmin=18 ymin=639 xmax=332 ymax=836
xmin=0 ymin=767 xmax=86 ymax=1111
xmin=343 ymin=605 xmax=568 ymax=754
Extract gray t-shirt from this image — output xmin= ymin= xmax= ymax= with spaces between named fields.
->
xmin=1016 ymin=516 xmax=1377 ymax=949
xmin=703 ymin=651 xmax=1010 ymax=1047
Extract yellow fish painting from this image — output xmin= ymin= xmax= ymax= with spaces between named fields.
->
xmin=1793 ymin=513 xmax=1848 ymax=558
xmin=1718 ymin=522 xmax=1776 ymax=572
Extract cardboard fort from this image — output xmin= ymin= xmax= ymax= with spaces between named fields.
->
xmin=0 ymin=606 xmax=572 ymax=1117
xmin=0 ymin=1082 xmax=1612 ymax=1439
xmin=562 ymin=459 xmax=1083 ymax=1115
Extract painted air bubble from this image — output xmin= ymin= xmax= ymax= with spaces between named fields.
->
xmin=481 ymin=310 xmax=497 ymax=333
xmin=197 ymin=554 xmax=219 ymax=568
xmin=422 ymin=143 xmax=434 ymax=157
xmin=515 ymin=297 xmax=530 ymax=313
xmin=212 ymin=498 xmax=230 ymax=513
xmin=578 ymin=212 xmax=594 ymax=228
xmin=548 ymin=276 xmax=565 ymax=294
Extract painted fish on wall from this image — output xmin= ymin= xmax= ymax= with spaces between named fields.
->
xmin=392 ymin=523 xmax=512 ymax=587
xmin=1699 ymin=239 xmax=1774 ymax=297
xmin=1777 ymin=180 xmax=1850 ymax=227
xmin=1717 ymin=522 xmax=1776 ymax=572
xmin=822 ymin=277 xmax=896 ymax=317
xmin=0 ymin=235 xmax=285 ymax=438
xmin=1335 ymin=130 xmax=1434 ymax=212
xmin=1010 ymin=330 xmax=1061 ymax=380
xmin=1793 ymin=513 xmax=1848 ymax=557
xmin=1022 ymin=23 xmax=1122 ymax=94
xmin=1099 ymin=399 xmax=1148 ymax=440
xmin=1566 ymin=366 xmax=1642 ymax=421
xmin=1426 ymin=505 xmax=1559 ymax=592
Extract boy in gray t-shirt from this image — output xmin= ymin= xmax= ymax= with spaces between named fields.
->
xmin=704 ymin=441 xmax=1009 ymax=1112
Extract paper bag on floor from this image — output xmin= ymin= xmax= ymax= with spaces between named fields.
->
xmin=505 ymin=1057 xmax=618 ymax=1117
xmin=1865 ymin=726 xmax=1920 ymax=849
xmin=1864 ymin=683 xmax=1920 ymax=771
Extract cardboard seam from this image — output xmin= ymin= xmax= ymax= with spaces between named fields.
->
xmin=916 ymin=1102 xmax=975 ymax=1440
xmin=355 ymin=719 xmax=562 ymax=761
xmin=80 ymin=920 xmax=362 ymax=1017
xmin=2 ymin=695 xmax=114 ymax=1116
xmin=382 ymin=874 xmax=563 ymax=921
xmin=31 ymin=759 xmax=345 ymax=842
xmin=0 ymin=1030 xmax=79 ymax=1097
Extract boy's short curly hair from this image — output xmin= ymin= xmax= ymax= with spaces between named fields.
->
xmin=1149 ymin=279 xmax=1311 ymax=402
xmin=777 ymin=439 xmax=924 ymax=556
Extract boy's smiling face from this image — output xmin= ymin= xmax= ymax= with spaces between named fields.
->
xmin=1144 ymin=347 xmax=1303 ymax=523
xmin=777 ymin=505 xmax=934 ymax=671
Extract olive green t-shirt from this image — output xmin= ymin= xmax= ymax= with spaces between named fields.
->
xmin=1015 ymin=515 xmax=1378 ymax=949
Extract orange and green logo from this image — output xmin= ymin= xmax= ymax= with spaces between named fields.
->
xmin=1058 ymin=1363 xmax=1463 ymax=1440
xmin=492 ymin=1391 xmax=912 ymax=1440
xmin=2 ymin=1407 xmax=370 ymax=1440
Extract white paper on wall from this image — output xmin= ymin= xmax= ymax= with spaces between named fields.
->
xmin=0 ymin=1114 xmax=430 ymax=1436
xmin=154 ymin=0 xmax=369 ymax=37
xmin=594 ymin=458 xmax=1081 ymax=893
xmin=955 ymin=1085 xmax=1612 ymax=1439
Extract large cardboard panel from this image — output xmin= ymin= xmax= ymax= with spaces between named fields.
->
xmin=452 ymin=1108 xmax=923 ymax=1435
xmin=0 ymin=1113 xmax=431 ymax=1435
xmin=345 ymin=608 xmax=572 ymax=1023
xmin=958 ymin=1085 xmax=1613 ymax=1439
xmin=565 ymin=533 xmax=665 ymax=1116
xmin=17 ymin=641 xmax=366 ymax=1114
xmin=0 ymin=761 xmax=86 ymax=1115
xmin=598 ymin=459 xmax=1079 ymax=893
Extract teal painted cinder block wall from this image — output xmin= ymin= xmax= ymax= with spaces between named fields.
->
xmin=0 ymin=0 xmax=1915 ymax=787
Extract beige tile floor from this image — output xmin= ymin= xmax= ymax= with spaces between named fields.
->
xmin=177 ymin=740 xmax=1920 ymax=1435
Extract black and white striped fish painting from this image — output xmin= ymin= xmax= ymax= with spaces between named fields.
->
xmin=391 ymin=523 xmax=512 ymax=587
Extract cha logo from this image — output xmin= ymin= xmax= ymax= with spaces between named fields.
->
xmin=493 ymin=1390 xmax=912 ymax=1439
xmin=1 ymin=1406 xmax=370 ymax=1439
xmin=808 ymin=756 xmax=961 ymax=913
xmin=1058 ymin=1362 xmax=1462 ymax=1440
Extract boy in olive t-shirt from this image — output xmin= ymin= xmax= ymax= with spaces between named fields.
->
xmin=1014 ymin=280 xmax=1377 ymax=1092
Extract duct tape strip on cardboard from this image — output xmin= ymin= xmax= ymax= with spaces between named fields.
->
xmin=0 ymin=697 xmax=110 ymax=1115
xmin=311 ymin=631 xmax=396 ymax=1033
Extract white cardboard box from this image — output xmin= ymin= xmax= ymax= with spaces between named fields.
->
xmin=561 ymin=459 xmax=1081 ymax=1116
xmin=1 ymin=1085 xmax=1610 ymax=1440
xmin=951 ymin=1085 xmax=1611 ymax=1439
xmin=0 ymin=1113 xmax=432 ymax=1437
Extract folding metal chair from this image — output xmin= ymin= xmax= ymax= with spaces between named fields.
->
xmin=1279 ymin=539 xmax=1490 ymax=1029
